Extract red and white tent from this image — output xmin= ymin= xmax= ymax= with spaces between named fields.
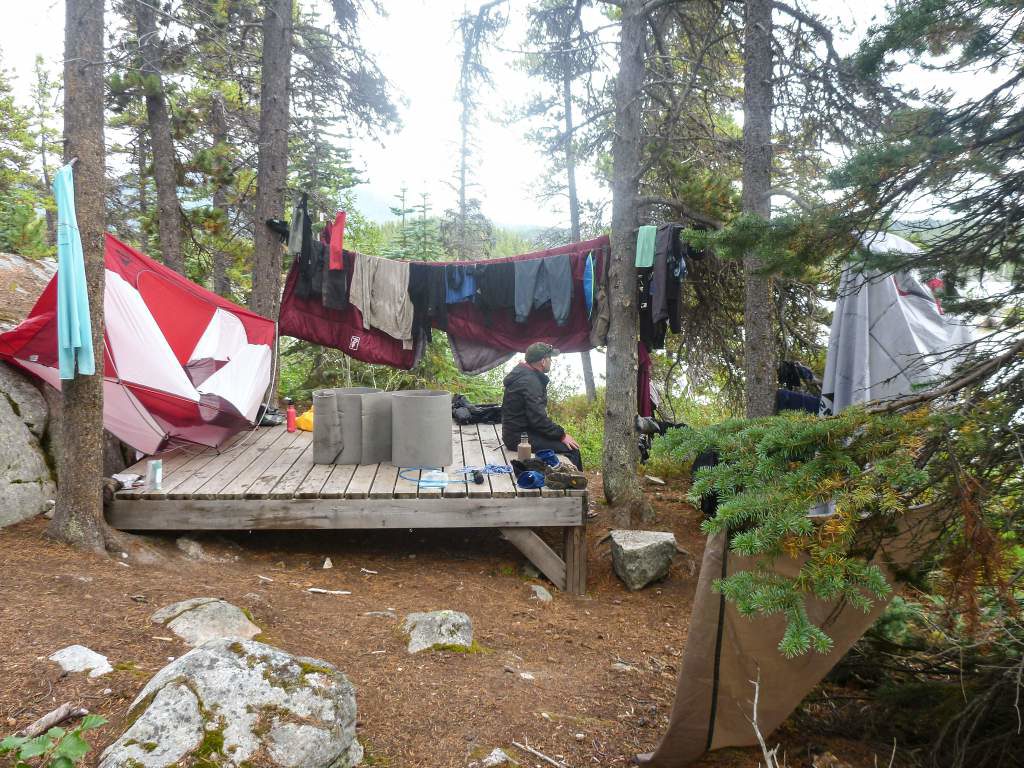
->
xmin=0 ymin=234 xmax=276 ymax=454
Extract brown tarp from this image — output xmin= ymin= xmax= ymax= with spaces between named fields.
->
xmin=641 ymin=509 xmax=937 ymax=766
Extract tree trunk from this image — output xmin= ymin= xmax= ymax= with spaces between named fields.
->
xmin=135 ymin=0 xmax=184 ymax=274
xmin=136 ymin=130 xmax=151 ymax=253
xmin=41 ymin=163 xmax=56 ymax=248
xmin=741 ymin=0 xmax=776 ymax=418
xmin=563 ymin=69 xmax=597 ymax=402
xmin=211 ymin=92 xmax=231 ymax=297
xmin=249 ymin=0 xmax=292 ymax=321
xmin=602 ymin=0 xmax=647 ymax=516
xmin=49 ymin=0 xmax=107 ymax=553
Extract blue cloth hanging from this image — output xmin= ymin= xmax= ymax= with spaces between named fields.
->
xmin=54 ymin=163 xmax=96 ymax=380
xmin=583 ymin=252 xmax=594 ymax=316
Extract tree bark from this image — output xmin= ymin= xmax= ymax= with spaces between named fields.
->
xmin=135 ymin=0 xmax=184 ymax=274
xmin=563 ymin=69 xmax=597 ymax=402
xmin=49 ymin=0 xmax=107 ymax=553
xmin=741 ymin=0 xmax=776 ymax=418
xmin=41 ymin=162 xmax=55 ymax=248
xmin=249 ymin=0 xmax=292 ymax=322
xmin=602 ymin=0 xmax=647 ymax=515
xmin=136 ymin=130 xmax=151 ymax=253
xmin=211 ymin=92 xmax=231 ymax=297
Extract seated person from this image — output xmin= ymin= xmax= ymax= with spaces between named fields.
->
xmin=501 ymin=343 xmax=582 ymax=470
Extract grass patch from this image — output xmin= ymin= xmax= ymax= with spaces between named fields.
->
xmin=429 ymin=641 xmax=491 ymax=654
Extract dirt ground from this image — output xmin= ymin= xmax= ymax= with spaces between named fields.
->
xmin=0 ymin=477 xmax=892 ymax=767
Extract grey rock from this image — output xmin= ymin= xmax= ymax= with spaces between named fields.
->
xmin=610 ymin=530 xmax=677 ymax=591
xmin=362 ymin=610 xmax=397 ymax=619
xmin=528 ymin=584 xmax=553 ymax=603
xmin=480 ymin=747 xmax=511 ymax=766
xmin=0 ymin=388 xmax=55 ymax=528
xmin=151 ymin=598 xmax=261 ymax=647
xmin=519 ymin=562 xmax=540 ymax=579
xmin=0 ymin=362 xmax=47 ymax=437
xmin=49 ymin=644 xmax=113 ymax=677
xmin=176 ymin=536 xmax=223 ymax=562
xmin=99 ymin=638 xmax=359 ymax=768
xmin=402 ymin=610 xmax=473 ymax=654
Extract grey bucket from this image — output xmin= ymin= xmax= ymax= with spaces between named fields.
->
xmin=312 ymin=387 xmax=383 ymax=464
xmin=391 ymin=390 xmax=453 ymax=468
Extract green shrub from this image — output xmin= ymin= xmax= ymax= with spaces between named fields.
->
xmin=548 ymin=390 xmax=605 ymax=469
xmin=0 ymin=714 xmax=106 ymax=767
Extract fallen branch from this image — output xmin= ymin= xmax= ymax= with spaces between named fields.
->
xmin=306 ymin=588 xmax=351 ymax=596
xmin=746 ymin=671 xmax=784 ymax=768
xmin=511 ymin=740 xmax=566 ymax=768
xmin=17 ymin=702 xmax=89 ymax=738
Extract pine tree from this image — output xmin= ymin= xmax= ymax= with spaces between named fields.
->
xmin=520 ymin=0 xmax=601 ymax=401
xmin=49 ymin=0 xmax=108 ymax=553
xmin=0 ymin=54 xmax=48 ymax=257
xmin=448 ymin=1 xmax=505 ymax=261
xmin=134 ymin=0 xmax=185 ymax=273
xmin=30 ymin=55 xmax=60 ymax=250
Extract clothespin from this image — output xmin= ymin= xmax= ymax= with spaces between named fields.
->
xmin=68 ymin=156 xmax=79 ymax=167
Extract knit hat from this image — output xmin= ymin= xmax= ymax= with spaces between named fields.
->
xmin=525 ymin=342 xmax=560 ymax=363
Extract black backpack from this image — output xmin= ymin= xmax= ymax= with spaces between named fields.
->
xmin=452 ymin=394 xmax=502 ymax=425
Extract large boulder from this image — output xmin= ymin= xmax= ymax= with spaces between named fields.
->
xmin=0 ymin=252 xmax=56 ymax=331
xmin=98 ymin=638 xmax=361 ymax=768
xmin=0 ymin=384 xmax=55 ymax=528
xmin=402 ymin=610 xmax=474 ymax=654
xmin=151 ymin=598 xmax=261 ymax=647
xmin=0 ymin=362 xmax=47 ymax=438
xmin=610 ymin=530 xmax=677 ymax=591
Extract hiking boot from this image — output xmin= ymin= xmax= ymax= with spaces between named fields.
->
xmin=521 ymin=457 xmax=551 ymax=474
xmin=545 ymin=470 xmax=588 ymax=490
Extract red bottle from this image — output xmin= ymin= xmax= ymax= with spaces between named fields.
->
xmin=285 ymin=398 xmax=297 ymax=432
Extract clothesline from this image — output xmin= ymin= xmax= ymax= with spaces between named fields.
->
xmin=276 ymin=196 xmax=692 ymax=384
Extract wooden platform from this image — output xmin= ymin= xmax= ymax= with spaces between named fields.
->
xmin=110 ymin=422 xmax=587 ymax=593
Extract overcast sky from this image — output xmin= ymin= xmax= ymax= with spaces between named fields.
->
xmin=0 ymin=0 xmax=955 ymax=231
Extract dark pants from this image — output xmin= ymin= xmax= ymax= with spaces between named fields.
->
xmin=506 ymin=432 xmax=583 ymax=471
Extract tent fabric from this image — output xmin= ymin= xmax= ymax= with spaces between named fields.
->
xmin=642 ymin=231 xmax=971 ymax=767
xmin=642 ymin=509 xmax=940 ymax=767
xmin=822 ymin=269 xmax=973 ymax=413
xmin=0 ymin=234 xmax=275 ymax=454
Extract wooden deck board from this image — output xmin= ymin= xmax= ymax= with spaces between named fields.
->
xmin=393 ymin=467 xmax=420 ymax=498
xmin=109 ymin=496 xmax=583 ymax=530
xmin=212 ymin=429 xmax=303 ymax=499
xmin=459 ymin=423 xmax=492 ymax=499
xmin=479 ymin=424 xmax=517 ymax=498
xmin=345 ymin=463 xmax=378 ymax=499
xmin=369 ymin=463 xmax=399 ymax=499
xmin=295 ymin=461 xmax=334 ymax=498
xmin=268 ymin=439 xmax=314 ymax=499
xmin=168 ymin=427 xmax=282 ymax=499
xmin=320 ymin=463 xmax=357 ymax=498
xmin=442 ymin=423 xmax=467 ymax=498
xmin=111 ymin=422 xmax=588 ymax=594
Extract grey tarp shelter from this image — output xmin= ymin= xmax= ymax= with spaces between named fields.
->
xmin=641 ymin=232 xmax=973 ymax=765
